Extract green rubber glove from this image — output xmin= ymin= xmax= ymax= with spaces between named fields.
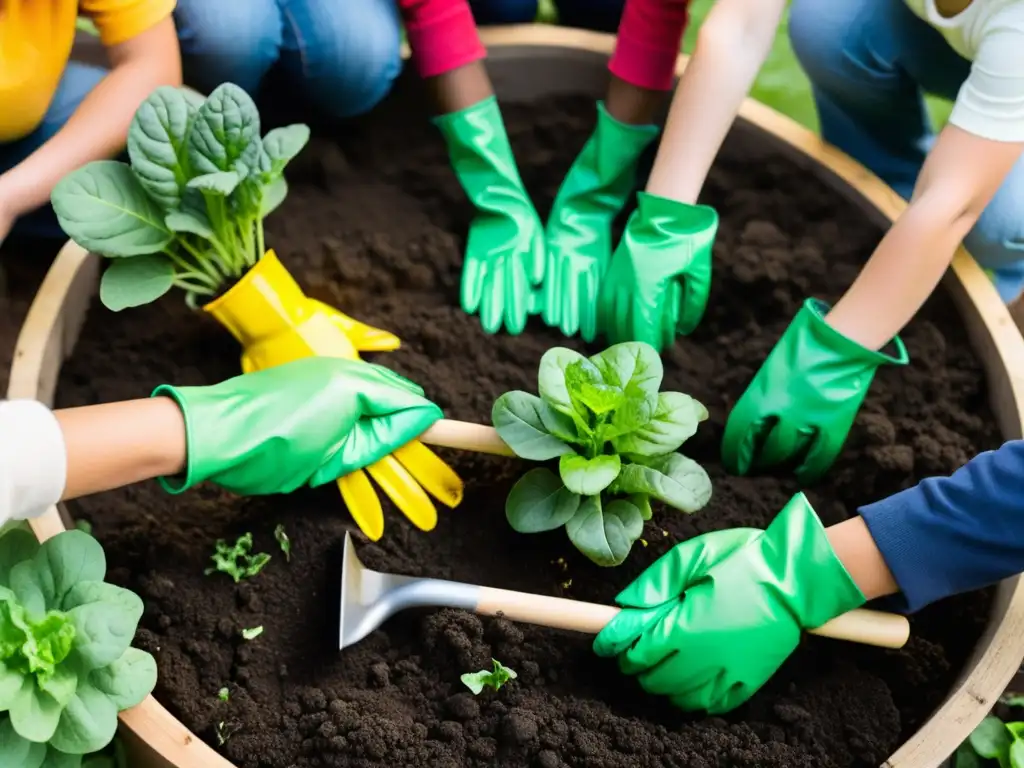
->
xmin=593 ymin=493 xmax=865 ymax=714
xmin=597 ymin=192 xmax=718 ymax=352
xmin=722 ymin=298 xmax=909 ymax=484
xmin=434 ymin=96 xmax=544 ymax=335
xmin=152 ymin=357 xmax=443 ymax=495
xmin=541 ymin=101 xmax=658 ymax=341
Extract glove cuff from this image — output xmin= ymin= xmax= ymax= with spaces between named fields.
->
xmin=594 ymin=100 xmax=659 ymax=143
xmin=150 ymin=384 xmax=200 ymax=494
xmin=634 ymin=192 xmax=719 ymax=237
xmin=761 ymin=493 xmax=866 ymax=628
xmin=432 ymin=94 xmax=501 ymax=133
xmin=797 ymin=298 xmax=909 ymax=367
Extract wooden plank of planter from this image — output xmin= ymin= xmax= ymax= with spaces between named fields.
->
xmin=9 ymin=25 xmax=1024 ymax=768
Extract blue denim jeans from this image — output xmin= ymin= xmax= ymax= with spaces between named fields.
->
xmin=0 ymin=63 xmax=106 ymax=238
xmin=470 ymin=0 xmax=626 ymax=32
xmin=173 ymin=0 xmax=404 ymax=120
xmin=789 ymin=0 xmax=1024 ymax=302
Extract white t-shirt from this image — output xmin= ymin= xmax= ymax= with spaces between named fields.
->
xmin=904 ymin=0 xmax=1024 ymax=141
xmin=0 ymin=400 xmax=66 ymax=524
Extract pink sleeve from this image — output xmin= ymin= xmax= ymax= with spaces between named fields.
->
xmin=399 ymin=0 xmax=487 ymax=79
xmin=609 ymin=0 xmax=690 ymax=91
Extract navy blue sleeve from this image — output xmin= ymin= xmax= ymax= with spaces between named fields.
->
xmin=858 ymin=439 xmax=1024 ymax=613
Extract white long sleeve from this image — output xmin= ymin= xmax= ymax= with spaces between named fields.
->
xmin=0 ymin=400 xmax=67 ymax=523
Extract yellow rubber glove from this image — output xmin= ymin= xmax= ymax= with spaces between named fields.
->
xmin=203 ymin=250 xmax=464 ymax=539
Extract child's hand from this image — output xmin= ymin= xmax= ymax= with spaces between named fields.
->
xmin=721 ymin=298 xmax=908 ymax=483
xmin=153 ymin=357 xmax=442 ymax=496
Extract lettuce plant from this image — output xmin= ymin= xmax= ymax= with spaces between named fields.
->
xmin=0 ymin=529 xmax=156 ymax=763
xmin=492 ymin=342 xmax=712 ymax=566
xmin=52 ymin=83 xmax=309 ymax=311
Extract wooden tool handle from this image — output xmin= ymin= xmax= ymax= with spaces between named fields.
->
xmin=432 ymin=423 xmax=912 ymax=650
xmin=421 ymin=420 xmax=515 ymax=456
xmin=477 ymin=586 xmax=910 ymax=649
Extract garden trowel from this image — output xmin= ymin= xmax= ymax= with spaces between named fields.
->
xmin=338 ymin=532 xmax=911 ymax=652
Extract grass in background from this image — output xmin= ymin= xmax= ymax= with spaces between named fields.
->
xmin=541 ymin=0 xmax=952 ymax=134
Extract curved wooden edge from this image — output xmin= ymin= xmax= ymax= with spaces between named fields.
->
xmin=17 ymin=24 xmax=1024 ymax=768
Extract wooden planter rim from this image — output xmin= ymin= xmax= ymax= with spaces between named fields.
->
xmin=10 ymin=25 xmax=1024 ymax=768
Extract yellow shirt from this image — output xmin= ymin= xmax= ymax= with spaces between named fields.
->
xmin=0 ymin=0 xmax=175 ymax=142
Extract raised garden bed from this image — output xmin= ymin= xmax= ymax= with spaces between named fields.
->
xmin=12 ymin=27 xmax=1024 ymax=768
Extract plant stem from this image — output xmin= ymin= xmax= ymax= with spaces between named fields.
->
xmin=173 ymin=277 xmax=216 ymax=294
xmin=179 ymin=238 xmax=226 ymax=284
xmin=164 ymin=250 xmax=219 ymax=291
xmin=256 ymin=219 xmax=266 ymax=265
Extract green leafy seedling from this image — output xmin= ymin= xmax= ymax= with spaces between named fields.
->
xmin=953 ymin=713 xmax=1024 ymax=767
xmin=0 ymin=529 xmax=156 ymax=761
xmin=274 ymin=524 xmax=291 ymax=563
xmin=492 ymin=342 xmax=712 ymax=567
xmin=461 ymin=659 xmax=517 ymax=695
xmin=205 ymin=533 xmax=271 ymax=583
xmin=51 ymin=83 xmax=310 ymax=311
xmin=241 ymin=626 xmax=264 ymax=641
xmin=218 ymin=687 xmax=230 ymax=702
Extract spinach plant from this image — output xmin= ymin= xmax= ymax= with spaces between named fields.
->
xmin=492 ymin=342 xmax=712 ymax=566
xmin=52 ymin=83 xmax=309 ymax=311
xmin=0 ymin=529 xmax=156 ymax=763
xmin=461 ymin=660 xmax=517 ymax=695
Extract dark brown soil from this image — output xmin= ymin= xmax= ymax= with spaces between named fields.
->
xmin=56 ymin=94 xmax=999 ymax=768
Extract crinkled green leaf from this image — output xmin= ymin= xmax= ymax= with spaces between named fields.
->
xmin=537 ymin=348 xmax=591 ymax=431
xmin=262 ymin=124 xmax=310 ymax=173
xmin=612 ymin=392 xmax=708 ymax=458
xmin=87 ymin=648 xmax=156 ymax=711
xmin=558 ymin=454 xmax=621 ymax=496
xmin=0 ymin=717 xmax=46 ymax=768
xmin=506 ymin=469 xmax=581 ymax=534
xmin=187 ymin=83 xmax=261 ymax=176
xmin=565 ymin=497 xmax=644 ymax=567
xmin=65 ymin=583 xmax=143 ymax=671
xmin=52 ymin=162 xmax=173 ymax=257
xmin=589 ymin=342 xmax=663 ymax=403
xmin=564 ymin=360 xmax=623 ymax=415
xmin=48 ymin=678 xmax=119 ymax=756
xmin=99 ymin=256 xmax=175 ymax=312
xmin=0 ymin=531 xmax=39 ymax=589
xmin=611 ymin=454 xmax=712 ymax=513
xmin=187 ymin=171 xmax=240 ymax=196
xmin=492 ymin=392 xmax=574 ymax=460
xmin=27 ymin=612 xmax=77 ymax=678
xmin=11 ymin=676 xmax=62 ymax=743
xmin=127 ymin=86 xmax=198 ymax=210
